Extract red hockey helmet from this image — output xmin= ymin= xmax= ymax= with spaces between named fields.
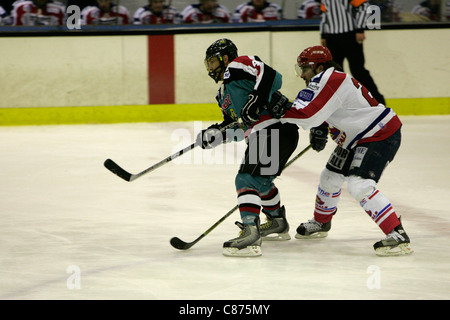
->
xmin=297 ymin=46 xmax=332 ymax=69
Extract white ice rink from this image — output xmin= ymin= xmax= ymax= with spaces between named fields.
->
xmin=1 ymin=115 xmax=449 ymax=300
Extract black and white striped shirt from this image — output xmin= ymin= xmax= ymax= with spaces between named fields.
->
xmin=320 ymin=0 xmax=370 ymax=35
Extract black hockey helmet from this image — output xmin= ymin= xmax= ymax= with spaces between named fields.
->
xmin=205 ymin=39 xmax=238 ymax=83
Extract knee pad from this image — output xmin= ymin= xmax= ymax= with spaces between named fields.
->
xmin=319 ymin=168 xmax=346 ymax=193
xmin=347 ymin=175 xmax=376 ymax=202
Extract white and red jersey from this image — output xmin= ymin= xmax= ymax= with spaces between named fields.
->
xmin=181 ymin=3 xmax=230 ymax=24
xmin=282 ymin=67 xmax=401 ymax=149
xmin=297 ymin=0 xmax=321 ymax=19
xmin=81 ymin=4 xmax=130 ymax=25
xmin=12 ymin=0 xmax=65 ymax=26
xmin=234 ymin=1 xmax=282 ymax=22
xmin=133 ymin=4 xmax=180 ymax=24
xmin=1 ymin=5 xmax=9 ymax=25
xmin=410 ymin=1 xmax=448 ymax=21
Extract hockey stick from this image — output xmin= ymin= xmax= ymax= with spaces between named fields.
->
xmin=104 ymin=143 xmax=197 ymax=182
xmin=104 ymin=121 xmax=240 ymax=182
xmin=170 ymin=143 xmax=313 ymax=250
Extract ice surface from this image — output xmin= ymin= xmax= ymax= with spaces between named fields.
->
xmin=0 ymin=116 xmax=449 ymax=300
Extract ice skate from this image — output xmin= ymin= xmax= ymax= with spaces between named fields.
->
xmin=260 ymin=206 xmax=291 ymax=241
xmin=373 ymin=220 xmax=413 ymax=256
xmin=223 ymin=219 xmax=262 ymax=257
xmin=295 ymin=218 xmax=331 ymax=239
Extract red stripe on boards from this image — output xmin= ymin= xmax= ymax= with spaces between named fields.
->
xmin=148 ymin=35 xmax=175 ymax=104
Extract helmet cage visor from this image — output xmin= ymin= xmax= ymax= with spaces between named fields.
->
xmin=204 ymin=53 xmax=225 ymax=83
xmin=294 ymin=63 xmax=314 ymax=77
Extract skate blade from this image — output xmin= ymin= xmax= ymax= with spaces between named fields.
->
xmin=223 ymin=245 xmax=262 ymax=257
xmin=262 ymin=233 xmax=291 ymax=241
xmin=295 ymin=231 xmax=328 ymax=239
xmin=375 ymin=243 xmax=414 ymax=256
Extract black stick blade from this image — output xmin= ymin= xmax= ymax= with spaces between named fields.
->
xmin=170 ymin=237 xmax=192 ymax=250
xmin=104 ymin=159 xmax=132 ymax=181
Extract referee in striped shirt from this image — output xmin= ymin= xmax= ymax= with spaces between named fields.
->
xmin=320 ymin=0 xmax=385 ymax=105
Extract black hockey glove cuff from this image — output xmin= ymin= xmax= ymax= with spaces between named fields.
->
xmin=196 ymin=118 xmax=239 ymax=149
xmin=241 ymin=90 xmax=263 ymax=127
xmin=310 ymin=123 xmax=329 ymax=152
xmin=267 ymin=91 xmax=292 ymax=119
xmin=196 ymin=123 xmax=225 ymax=149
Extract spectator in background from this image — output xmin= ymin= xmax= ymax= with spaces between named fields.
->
xmin=234 ymin=0 xmax=282 ymax=22
xmin=411 ymin=0 xmax=444 ymax=21
xmin=370 ymin=0 xmax=400 ymax=22
xmin=297 ymin=0 xmax=321 ymax=20
xmin=66 ymin=0 xmax=96 ymax=11
xmin=81 ymin=0 xmax=129 ymax=25
xmin=0 ymin=5 xmax=10 ymax=25
xmin=133 ymin=0 xmax=180 ymax=24
xmin=181 ymin=0 xmax=230 ymax=24
xmin=11 ymin=0 xmax=65 ymax=25
xmin=320 ymin=0 xmax=385 ymax=106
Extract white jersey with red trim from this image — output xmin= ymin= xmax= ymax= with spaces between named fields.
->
xmin=282 ymin=67 xmax=401 ymax=149
xmin=81 ymin=5 xmax=130 ymax=25
xmin=297 ymin=0 xmax=321 ymax=19
xmin=181 ymin=3 xmax=230 ymax=23
xmin=12 ymin=0 xmax=65 ymax=26
xmin=234 ymin=2 xmax=282 ymax=22
xmin=133 ymin=5 xmax=180 ymax=24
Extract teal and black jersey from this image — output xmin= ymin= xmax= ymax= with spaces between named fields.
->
xmin=216 ymin=55 xmax=283 ymax=132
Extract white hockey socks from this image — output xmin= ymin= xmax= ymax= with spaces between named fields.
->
xmin=314 ymin=185 xmax=340 ymax=223
xmin=360 ymin=189 xmax=400 ymax=234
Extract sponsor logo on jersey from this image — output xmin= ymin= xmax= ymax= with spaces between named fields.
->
xmin=297 ymin=89 xmax=315 ymax=102
xmin=307 ymin=82 xmax=320 ymax=91
xmin=221 ymin=94 xmax=231 ymax=111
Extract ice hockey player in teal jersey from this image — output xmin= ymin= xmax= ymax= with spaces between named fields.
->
xmin=197 ymin=38 xmax=299 ymax=257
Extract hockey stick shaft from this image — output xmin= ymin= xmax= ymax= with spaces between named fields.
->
xmin=104 ymin=143 xmax=196 ymax=182
xmin=170 ymin=204 xmax=239 ymax=250
xmin=170 ymin=144 xmax=312 ymax=250
xmin=104 ymin=121 xmax=240 ymax=182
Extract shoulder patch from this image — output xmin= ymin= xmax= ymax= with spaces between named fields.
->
xmin=297 ymin=89 xmax=315 ymax=102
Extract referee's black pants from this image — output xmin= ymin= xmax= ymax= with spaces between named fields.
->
xmin=324 ymin=31 xmax=385 ymax=106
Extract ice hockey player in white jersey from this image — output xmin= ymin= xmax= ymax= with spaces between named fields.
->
xmin=181 ymin=0 xmax=230 ymax=23
xmin=133 ymin=0 xmax=180 ymax=24
xmin=11 ymin=0 xmax=65 ymax=25
xmin=81 ymin=0 xmax=129 ymax=25
xmin=266 ymin=46 xmax=413 ymax=256
xmin=234 ymin=0 xmax=282 ymax=22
